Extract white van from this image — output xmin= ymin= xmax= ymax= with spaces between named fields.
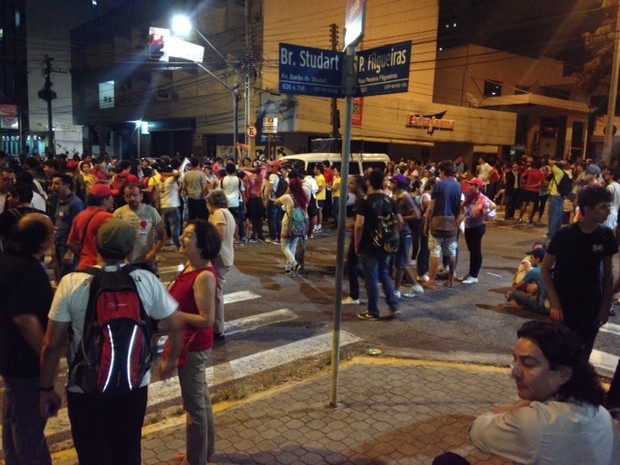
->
xmin=281 ymin=152 xmax=390 ymax=175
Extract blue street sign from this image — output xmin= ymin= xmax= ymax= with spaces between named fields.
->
xmin=356 ymin=41 xmax=411 ymax=97
xmin=279 ymin=43 xmax=345 ymax=98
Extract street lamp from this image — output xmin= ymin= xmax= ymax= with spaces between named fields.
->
xmin=171 ymin=14 xmax=239 ymax=159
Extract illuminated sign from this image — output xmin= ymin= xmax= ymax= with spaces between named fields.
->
xmin=406 ymin=111 xmax=455 ymax=135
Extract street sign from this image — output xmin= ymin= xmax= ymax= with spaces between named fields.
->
xmin=344 ymin=0 xmax=366 ymax=50
xmin=279 ymin=43 xmax=344 ymax=98
xmin=246 ymin=125 xmax=258 ymax=138
xmin=262 ymin=117 xmax=278 ymax=134
xmin=356 ymin=41 xmax=411 ymax=97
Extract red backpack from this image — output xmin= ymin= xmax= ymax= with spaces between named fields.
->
xmin=69 ymin=266 xmax=153 ymax=395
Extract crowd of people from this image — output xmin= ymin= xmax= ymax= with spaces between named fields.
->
xmin=2 ymin=147 xmax=620 ymax=464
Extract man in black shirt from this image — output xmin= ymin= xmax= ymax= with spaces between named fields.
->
xmin=0 ymin=213 xmax=55 ymax=465
xmin=354 ymin=169 xmax=402 ymax=320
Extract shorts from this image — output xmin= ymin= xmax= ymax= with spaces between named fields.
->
xmin=520 ymin=190 xmax=538 ymax=203
xmin=394 ymin=234 xmax=412 ymax=270
xmin=317 ymin=200 xmax=325 ymax=209
xmin=429 ymin=234 xmax=458 ymax=258
xmin=247 ymin=197 xmax=265 ymax=219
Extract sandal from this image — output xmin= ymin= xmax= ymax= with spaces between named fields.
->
xmin=443 ymin=280 xmax=453 ymax=288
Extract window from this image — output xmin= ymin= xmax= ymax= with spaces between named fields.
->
xmin=483 ymin=80 xmax=502 ymax=97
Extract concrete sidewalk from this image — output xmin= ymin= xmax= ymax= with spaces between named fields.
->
xmin=52 ymin=357 xmax=515 ymax=465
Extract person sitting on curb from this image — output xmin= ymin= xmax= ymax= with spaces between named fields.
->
xmin=511 ymin=241 xmax=545 ymax=289
xmin=433 ymin=320 xmax=620 ymax=465
xmin=507 ymin=248 xmax=549 ymax=315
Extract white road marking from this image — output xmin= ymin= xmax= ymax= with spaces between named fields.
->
xmin=600 ymin=322 xmax=620 ymax=337
xmin=35 ymin=312 xmax=358 ymax=439
xmin=223 ymin=290 xmax=261 ymax=305
xmin=590 ymin=349 xmax=619 ymax=374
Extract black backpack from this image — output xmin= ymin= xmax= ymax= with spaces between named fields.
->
xmin=273 ymin=173 xmax=289 ymax=198
xmin=69 ymin=266 xmax=153 ymax=395
xmin=553 ymin=170 xmax=573 ymax=198
xmin=370 ymin=195 xmax=400 ymax=254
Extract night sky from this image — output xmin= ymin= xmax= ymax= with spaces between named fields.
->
xmin=439 ymin=0 xmax=607 ymax=72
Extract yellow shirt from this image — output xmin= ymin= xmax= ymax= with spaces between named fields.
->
xmin=332 ymin=176 xmax=342 ymax=198
xmin=316 ymin=174 xmax=326 ymax=201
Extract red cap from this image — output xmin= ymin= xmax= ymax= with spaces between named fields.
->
xmin=90 ymin=184 xmax=118 ymax=198
xmin=466 ymin=178 xmax=484 ymax=188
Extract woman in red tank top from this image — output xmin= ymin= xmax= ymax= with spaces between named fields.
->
xmin=169 ymin=219 xmax=221 ymax=465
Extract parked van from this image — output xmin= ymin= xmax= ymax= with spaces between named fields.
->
xmin=281 ymin=152 xmax=390 ymax=175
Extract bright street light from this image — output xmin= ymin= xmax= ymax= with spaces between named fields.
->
xmin=170 ymin=14 xmax=239 ymax=159
xmin=171 ymin=14 xmax=227 ymax=65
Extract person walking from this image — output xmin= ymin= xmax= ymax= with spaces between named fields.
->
xmin=460 ymin=178 xmax=496 ymax=284
xmin=275 ymin=175 xmax=308 ymax=275
xmin=170 ymin=220 xmax=221 ymax=465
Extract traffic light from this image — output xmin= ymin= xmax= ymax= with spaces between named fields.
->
xmin=149 ymin=32 xmax=165 ymax=61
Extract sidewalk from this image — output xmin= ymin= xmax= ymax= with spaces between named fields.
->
xmin=52 ymin=357 xmax=514 ymax=465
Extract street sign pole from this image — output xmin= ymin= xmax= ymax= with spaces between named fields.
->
xmin=329 ymin=0 xmax=366 ymax=410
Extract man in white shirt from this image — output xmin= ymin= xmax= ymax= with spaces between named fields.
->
xmin=603 ymin=167 xmax=620 ymax=231
xmin=159 ymin=166 xmax=182 ymax=249
xmin=433 ymin=320 xmax=619 ymax=465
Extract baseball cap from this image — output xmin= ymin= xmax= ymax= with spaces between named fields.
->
xmin=585 ymin=164 xmax=601 ymax=176
xmin=90 ymin=184 xmax=118 ymax=198
xmin=466 ymin=178 xmax=485 ymax=188
xmin=525 ymin=248 xmax=546 ymax=260
xmin=390 ymin=174 xmax=409 ymax=187
xmin=270 ymin=161 xmax=282 ymax=169
xmin=97 ymin=219 xmax=136 ymax=258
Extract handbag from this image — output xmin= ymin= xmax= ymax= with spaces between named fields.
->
xmin=162 ymin=329 xmax=197 ymax=368
xmin=430 ymin=215 xmax=458 ymax=237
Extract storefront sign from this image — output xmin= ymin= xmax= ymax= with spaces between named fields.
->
xmin=352 ymin=97 xmax=363 ymax=127
xmin=406 ymin=111 xmax=455 ymax=135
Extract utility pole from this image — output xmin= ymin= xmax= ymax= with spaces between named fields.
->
xmin=244 ymin=0 xmax=255 ymax=154
xmin=38 ymin=55 xmax=66 ymax=156
xmin=330 ymin=24 xmax=341 ymax=138
xmin=604 ymin=2 xmax=620 ymax=164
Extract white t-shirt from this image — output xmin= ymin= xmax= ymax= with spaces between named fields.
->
xmin=49 ymin=265 xmax=178 ymax=391
xmin=222 ymin=175 xmax=241 ymax=208
xmin=469 ymin=400 xmax=619 ymax=465
xmin=159 ymin=176 xmax=181 ymax=209
xmin=209 ymin=208 xmax=235 ymax=267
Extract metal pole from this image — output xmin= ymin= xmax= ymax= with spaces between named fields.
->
xmin=604 ymin=2 xmax=620 ymax=164
xmin=233 ymin=90 xmax=239 ymax=162
xmin=330 ymin=45 xmax=356 ymax=408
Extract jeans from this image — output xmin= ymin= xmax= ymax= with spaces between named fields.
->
xmin=229 ymin=206 xmax=245 ymax=240
xmin=511 ymin=290 xmax=548 ymax=315
xmin=281 ymin=236 xmax=301 ymax=270
xmin=2 ymin=377 xmax=51 ymax=465
xmin=67 ymin=386 xmax=148 ymax=465
xmin=346 ymin=241 xmax=361 ymax=300
xmin=332 ymin=197 xmax=340 ymax=228
xmin=268 ymin=201 xmax=283 ymax=240
xmin=361 ymin=252 xmax=399 ymax=317
xmin=213 ymin=259 xmax=230 ymax=335
xmin=162 ymin=207 xmax=181 ymax=247
xmin=178 ymin=350 xmax=215 ymax=465
xmin=547 ymin=195 xmax=563 ymax=239
xmin=464 ymin=223 xmax=485 ymax=278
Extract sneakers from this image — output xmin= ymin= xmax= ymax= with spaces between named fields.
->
xmin=462 ymin=276 xmax=479 ymax=284
xmin=402 ymin=290 xmax=417 ymax=299
xmin=417 ymin=274 xmax=430 ymax=282
xmin=357 ymin=311 xmax=379 ymax=321
xmin=342 ymin=296 xmax=360 ymax=305
xmin=411 ymin=283 xmax=424 ymax=295
xmin=393 ymin=290 xmax=401 ymax=299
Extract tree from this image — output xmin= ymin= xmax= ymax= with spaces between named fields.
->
xmin=578 ymin=0 xmax=618 ymax=100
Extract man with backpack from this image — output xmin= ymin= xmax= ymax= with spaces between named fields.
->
xmin=40 ymin=218 xmax=182 ymax=465
xmin=547 ymin=158 xmax=571 ymax=240
xmin=264 ymin=161 xmax=288 ymax=244
xmin=355 ymin=169 xmax=402 ymax=320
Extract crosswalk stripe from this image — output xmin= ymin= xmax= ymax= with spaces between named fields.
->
xmin=147 ymin=330 xmax=361 ymax=405
xmin=600 ymin=322 xmax=620 ymax=337
xmin=590 ymin=349 xmax=619 ymax=374
xmin=35 ymin=310 xmax=357 ymax=438
xmin=223 ymin=290 xmax=261 ymax=305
